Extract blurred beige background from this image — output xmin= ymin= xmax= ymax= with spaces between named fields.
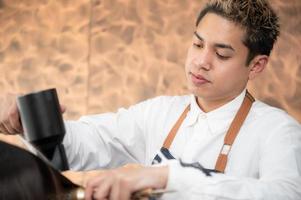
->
xmin=0 ymin=0 xmax=300 ymax=147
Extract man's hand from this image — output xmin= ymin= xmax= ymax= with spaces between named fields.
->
xmin=0 ymin=94 xmax=22 ymax=134
xmin=84 ymin=166 xmax=168 ymax=200
xmin=0 ymin=93 xmax=66 ymax=135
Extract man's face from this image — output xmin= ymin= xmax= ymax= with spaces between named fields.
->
xmin=185 ymin=13 xmax=252 ymax=103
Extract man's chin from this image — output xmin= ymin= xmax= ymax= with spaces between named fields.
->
xmin=188 ymin=87 xmax=215 ymax=100
xmin=188 ymin=84 xmax=205 ymax=95
xmin=189 ymin=88 xmax=205 ymax=98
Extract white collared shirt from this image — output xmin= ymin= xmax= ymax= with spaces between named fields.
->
xmin=64 ymin=90 xmax=301 ymax=199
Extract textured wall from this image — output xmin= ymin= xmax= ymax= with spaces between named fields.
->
xmin=0 ymin=0 xmax=300 ymax=124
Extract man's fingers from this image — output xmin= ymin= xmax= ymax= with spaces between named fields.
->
xmin=0 ymin=122 xmax=8 ymax=134
xmin=84 ymin=167 xmax=161 ymax=200
xmin=60 ymin=104 xmax=66 ymax=114
xmin=110 ymin=179 xmax=131 ymax=200
xmin=85 ymin=180 xmax=97 ymax=200
xmin=8 ymin=104 xmax=22 ymax=133
xmin=8 ymin=116 xmax=22 ymax=133
xmin=2 ymin=118 xmax=15 ymax=134
xmin=85 ymin=176 xmax=106 ymax=200
xmin=0 ymin=94 xmax=22 ymax=135
xmin=93 ymin=179 xmax=113 ymax=200
xmin=109 ymin=180 xmax=120 ymax=200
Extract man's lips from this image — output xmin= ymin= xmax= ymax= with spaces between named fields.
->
xmin=189 ymin=72 xmax=211 ymax=85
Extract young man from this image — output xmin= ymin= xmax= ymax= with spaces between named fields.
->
xmin=1 ymin=0 xmax=301 ymax=200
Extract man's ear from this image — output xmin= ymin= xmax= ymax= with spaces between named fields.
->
xmin=248 ymin=55 xmax=269 ymax=80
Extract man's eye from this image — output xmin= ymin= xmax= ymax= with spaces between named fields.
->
xmin=193 ymin=43 xmax=203 ymax=48
xmin=216 ymin=52 xmax=230 ymax=60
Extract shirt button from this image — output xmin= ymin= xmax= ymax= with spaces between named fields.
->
xmin=199 ymin=114 xmax=207 ymax=119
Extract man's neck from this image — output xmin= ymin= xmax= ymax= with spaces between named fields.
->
xmin=196 ymin=91 xmax=244 ymax=113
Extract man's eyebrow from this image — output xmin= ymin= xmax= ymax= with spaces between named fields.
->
xmin=194 ymin=31 xmax=203 ymax=41
xmin=194 ymin=31 xmax=235 ymax=52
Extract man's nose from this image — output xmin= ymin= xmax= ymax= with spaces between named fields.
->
xmin=192 ymin=50 xmax=212 ymax=71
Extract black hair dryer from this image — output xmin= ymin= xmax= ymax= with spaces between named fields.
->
xmin=17 ymin=88 xmax=69 ymax=171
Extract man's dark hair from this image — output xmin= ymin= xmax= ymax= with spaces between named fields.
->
xmin=196 ymin=0 xmax=280 ymax=65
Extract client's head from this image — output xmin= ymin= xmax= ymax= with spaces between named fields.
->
xmin=0 ymin=140 xmax=79 ymax=200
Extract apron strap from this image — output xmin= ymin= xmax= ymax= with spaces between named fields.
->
xmin=163 ymin=105 xmax=190 ymax=149
xmin=161 ymin=90 xmax=255 ymax=173
xmin=215 ymin=90 xmax=254 ymax=172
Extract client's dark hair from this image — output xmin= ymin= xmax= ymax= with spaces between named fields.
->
xmin=0 ymin=140 xmax=79 ymax=200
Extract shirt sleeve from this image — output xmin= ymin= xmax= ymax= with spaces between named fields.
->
xmin=63 ymin=100 xmax=149 ymax=171
xmin=163 ymin=121 xmax=301 ymax=200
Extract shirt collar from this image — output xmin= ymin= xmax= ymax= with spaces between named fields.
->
xmin=183 ymin=89 xmax=248 ymax=133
